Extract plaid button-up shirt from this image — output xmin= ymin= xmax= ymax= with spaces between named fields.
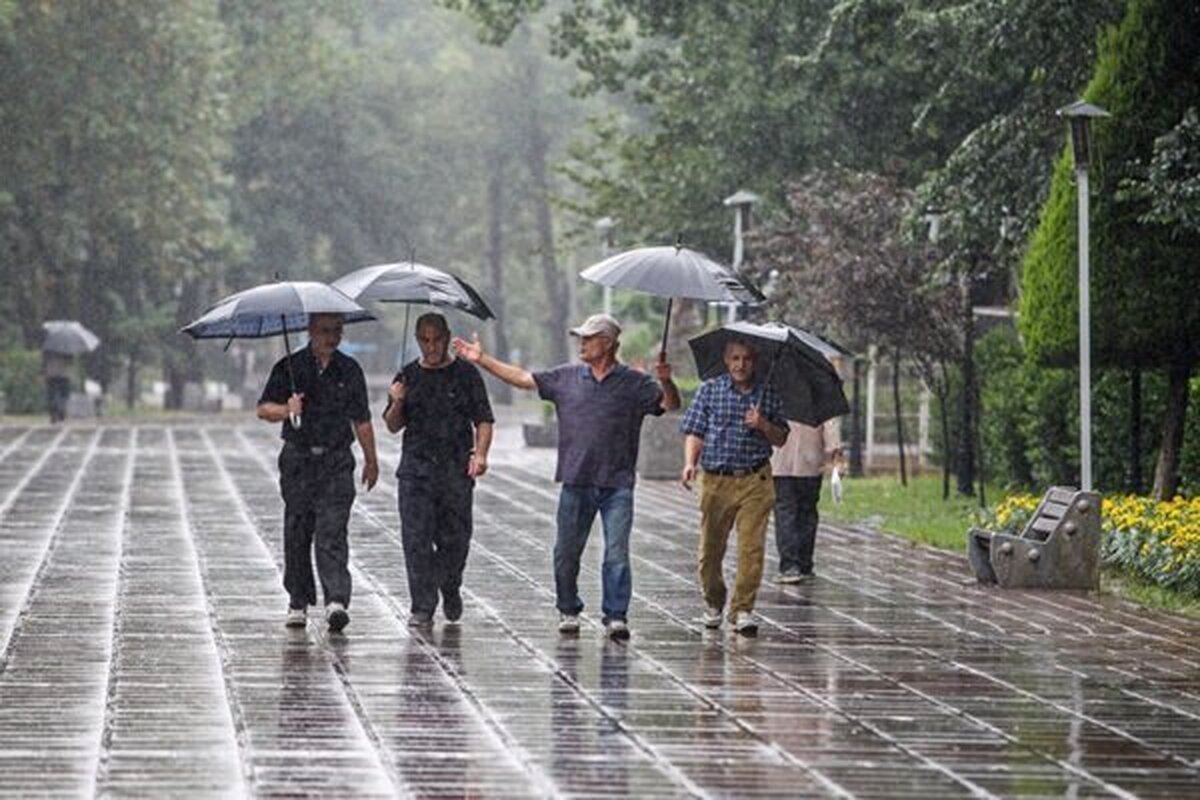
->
xmin=680 ymin=374 xmax=784 ymax=472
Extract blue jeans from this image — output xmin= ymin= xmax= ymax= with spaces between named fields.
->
xmin=554 ymin=485 xmax=633 ymax=622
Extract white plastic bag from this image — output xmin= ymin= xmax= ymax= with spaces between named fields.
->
xmin=830 ymin=465 xmax=844 ymax=504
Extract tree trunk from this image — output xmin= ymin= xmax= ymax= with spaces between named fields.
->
xmin=849 ymin=357 xmax=864 ymax=477
xmin=165 ymin=278 xmax=203 ymax=410
xmin=1129 ymin=368 xmax=1143 ymax=493
xmin=1151 ymin=359 xmax=1192 ymax=500
xmin=126 ymin=345 xmax=140 ymax=409
xmin=955 ymin=275 xmax=977 ymax=496
xmin=520 ymin=46 xmax=569 ymax=365
xmin=485 ymin=156 xmax=513 ymax=405
xmin=939 ymin=361 xmax=951 ymax=501
xmin=892 ymin=347 xmax=907 ymax=486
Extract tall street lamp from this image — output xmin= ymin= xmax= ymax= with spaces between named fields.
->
xmin=594 ymin=216 xmax=616 ymax=315
xmin=1057 ymin=99 xmax=1110 ymax=492
xmin=723 ymin=189 xmax=760 ymax=323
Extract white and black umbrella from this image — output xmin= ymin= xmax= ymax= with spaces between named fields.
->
xmin=580 ymin=243 xmax=763 ymax=355
xmin=42 ymin=320 xmax=100 ymax=355
xmin=687 ymin=321 xmax=850 ymax=426
xmin=333 ymin=261 xmax=494 ymax=366
xmin=180 ymin=280 xmax=374 ymax=428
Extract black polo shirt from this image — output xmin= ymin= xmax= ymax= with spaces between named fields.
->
xmin=385 ymin=358 xmax=493 ymax=469
xmin=259 ymin=345 xmax=370 ymax=450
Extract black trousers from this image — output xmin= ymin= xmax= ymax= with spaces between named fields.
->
xmin=773 ymin=475 xmax=823 ymax=574
xmin=46 ymin=376 xmax=70 ymax=423
xmin=397 ymin=459 xmax=474 ymax=615
xmin=278 ymin=444 xmax=356 ymax=609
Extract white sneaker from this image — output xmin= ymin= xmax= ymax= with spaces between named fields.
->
xmin=285 ymin=607 xmax=306 ymax=628
xmin=702 ymin=607 xmax=723 ymax=629
xmin=604 ymin=619 xmax=630 ymax=641
xmin=733 ymin=611 xmax=758 ymax=636
xmin=558 ymin=613 xmax=580 ymax=634
xmin=326 ymin=602 xmax=350 ymax=633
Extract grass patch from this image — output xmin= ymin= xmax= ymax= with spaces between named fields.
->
xmin=822 ymin=474 xmax=999 ymax=550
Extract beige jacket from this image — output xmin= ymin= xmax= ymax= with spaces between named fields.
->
xmin=770 ymin=419 xmax=840 ymax=478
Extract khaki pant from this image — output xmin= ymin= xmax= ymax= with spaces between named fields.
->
xmin=697 ymin=465 xmax=776 ymax=618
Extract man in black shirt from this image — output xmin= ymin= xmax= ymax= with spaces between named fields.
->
xmin=257 ymin=313 xmax=379 ymax=633
xmin=384 ymin=312 xmax=494 ymax=627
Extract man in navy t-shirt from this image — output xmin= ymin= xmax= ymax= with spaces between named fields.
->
xmin=453 ymin=313 xmax=680 ymax=639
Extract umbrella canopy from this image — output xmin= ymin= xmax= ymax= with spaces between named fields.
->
xmin=180 ymin=281 xmax=373 ymax=339
xmin=579 ymin=245 xmax=763 ymax=304
xmin=580 ymin=244 xmax=764 ymax=356
xmin=42 ymin=320 xmax=100 ymax=355
xmin=331 ymin=261 xmax=494 ymax=320
xmin=688 ymin=321 xmax=850 ymax=426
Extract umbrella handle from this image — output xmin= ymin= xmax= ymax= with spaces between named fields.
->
xmin=281 ymin=314 xmax=302 ymax=429
xmin=660 ymin=297 xmax=674 ymax=358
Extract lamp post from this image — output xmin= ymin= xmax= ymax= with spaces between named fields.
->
xmin=723 ymin=189 xmax=760 ymax=323
xmin=1057 ymin=100 xmax=1109 ymax=492
xmin=594 ymin=216 xmax=616 ymax=315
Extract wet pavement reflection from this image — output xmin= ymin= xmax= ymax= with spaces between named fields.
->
xmin=0 ymin=417 xmax=1198 ymax=797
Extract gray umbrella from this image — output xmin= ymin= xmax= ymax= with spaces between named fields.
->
xmin=180 ymin=280 xmax=374 ymax=429
xmin=580 ymin=244 xmax=764 ymax=355
xmin=333 ymin=261 xmax=494 ymax=367
xmin=688 ymin=321 xmax=850 ymax=426
xmin=42 ymin=320 xmax=100 ymax=355
xmin=332 ymin=261 xmax=494 ymax=319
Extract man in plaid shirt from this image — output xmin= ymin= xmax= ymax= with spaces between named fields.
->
xmin=680 ymin=338 xmax=788 ymax=635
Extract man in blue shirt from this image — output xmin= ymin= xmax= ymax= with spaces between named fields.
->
xmin=453 ymin=313 xmax=680 ymax=640
xmin=680 ymin=338 xmax=787 ymax=635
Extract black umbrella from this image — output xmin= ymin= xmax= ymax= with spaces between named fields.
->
xmin=687 ymin=321 xmax=850 ymax=426
xmin=42 ymin=320 xmax=100 ymax=355
xmin=180 ymin=281 xmax=374 ymax=428
xmin=332 ymin=261 xmax=494 ymax=367
xmin=579 ymin=242 xmax=763 ymax=356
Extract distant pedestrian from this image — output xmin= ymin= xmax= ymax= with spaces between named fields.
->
xmin=257 ymin=312 xmax=379 ymax=633
xmin=43 ymin=351 xmax=71 ymax=423
xmin=680 ymin=339 xmax=787 ymax=635
xmin=771 ymin=420 xmax=841 ymax=583
xmin=453 ymin=313 xmax=680 ymax=640
xmin=384 ymin=312 xmax=494 ymax=627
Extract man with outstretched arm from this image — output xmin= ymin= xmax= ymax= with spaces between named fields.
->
xmin=453 ymin=313 xmax=680 ymax=640
xmin=257 ymin=312 xmax=379 ymax=633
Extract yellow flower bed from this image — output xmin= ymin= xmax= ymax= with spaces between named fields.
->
xmin=981 ymin=493 xmax=1200 ymax=595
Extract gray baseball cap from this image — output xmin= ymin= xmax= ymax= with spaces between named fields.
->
xmin=569 ymin=313 xmax=622 ymax=339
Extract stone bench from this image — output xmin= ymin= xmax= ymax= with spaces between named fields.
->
xmin=967 ymin=486 xmax=1101 ymax=590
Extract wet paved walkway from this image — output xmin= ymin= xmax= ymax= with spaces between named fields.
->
xmin=1 ymin=418 xmax=1199 ymax=798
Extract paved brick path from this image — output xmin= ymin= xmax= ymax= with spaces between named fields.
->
xmin=1 ymin=418 xmax=1199 ymax=797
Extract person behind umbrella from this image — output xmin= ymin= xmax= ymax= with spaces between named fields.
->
xmin=452 ymin=313 xmax=680 ymax=640
xmin=256 ymin=312 xmax=379 ymax=633
xmin=383 ymin=312 xmax=494 ymax=627
xmin=679 ymin=338 xmax=788 ymax=635
xmin=771 ymin=418 xmax=842 ymax=584
xmin=42 ymin=351 xmax=72 ymax=423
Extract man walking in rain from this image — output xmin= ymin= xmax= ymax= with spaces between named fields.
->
xmin=257 ymin=312 xmax=379 ymax=633
xmin=772 ymin=418 xmax=841 ymax=583
xmin=680 ymin=338 xmax=787 ymax=635
xmin=384 ymin=312 xmax=494 ymax=627
xmin=453 ymin=313 xmax=680 ymax=640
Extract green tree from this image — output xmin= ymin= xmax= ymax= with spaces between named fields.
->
xmin=1020 ymin=0 xmax=1200 ymax=498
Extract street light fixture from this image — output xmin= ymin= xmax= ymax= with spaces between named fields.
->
xmin=1057 ymin=99 xmax=1110 ymax=492
xmin=723 ymin=189 xmax=760 ymax=323
xmin=594 ymin=216 xmax=616 ymax=315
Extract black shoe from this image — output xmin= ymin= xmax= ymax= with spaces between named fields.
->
xmin=442 ymin=587 xmax=463 ymax=623
xmin=408 ymin=611 xmax=433 ymax=628
xmin=325 ymin=603 xmax=350 ymax=633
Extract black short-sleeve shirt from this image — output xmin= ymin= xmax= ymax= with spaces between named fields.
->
xmin=385 ymin=358 xmax=493 ymax=469
xmin=258 ymin=346 xmax=370 ymax=450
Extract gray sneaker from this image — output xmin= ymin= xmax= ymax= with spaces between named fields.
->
xmin=702 ymin=606 xmax=723 ymax=629
xmin=285 ymin=607 xmax=307 ymax=628
xmin=604 ymin=619 xmax=631 ymax=641
xmin=776 ymin=568 xmax=803 ymax=584
xmin=733 ymin=611 xmax=759 ymax=636
xmin=408 ymin=611 xmax=433 ymax=628
xmin=558 ymin=613 xmax=581 ymax=634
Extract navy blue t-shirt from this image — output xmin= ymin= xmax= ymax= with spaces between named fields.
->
xmin=533 ymin=363 xmax=664 ymax=489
